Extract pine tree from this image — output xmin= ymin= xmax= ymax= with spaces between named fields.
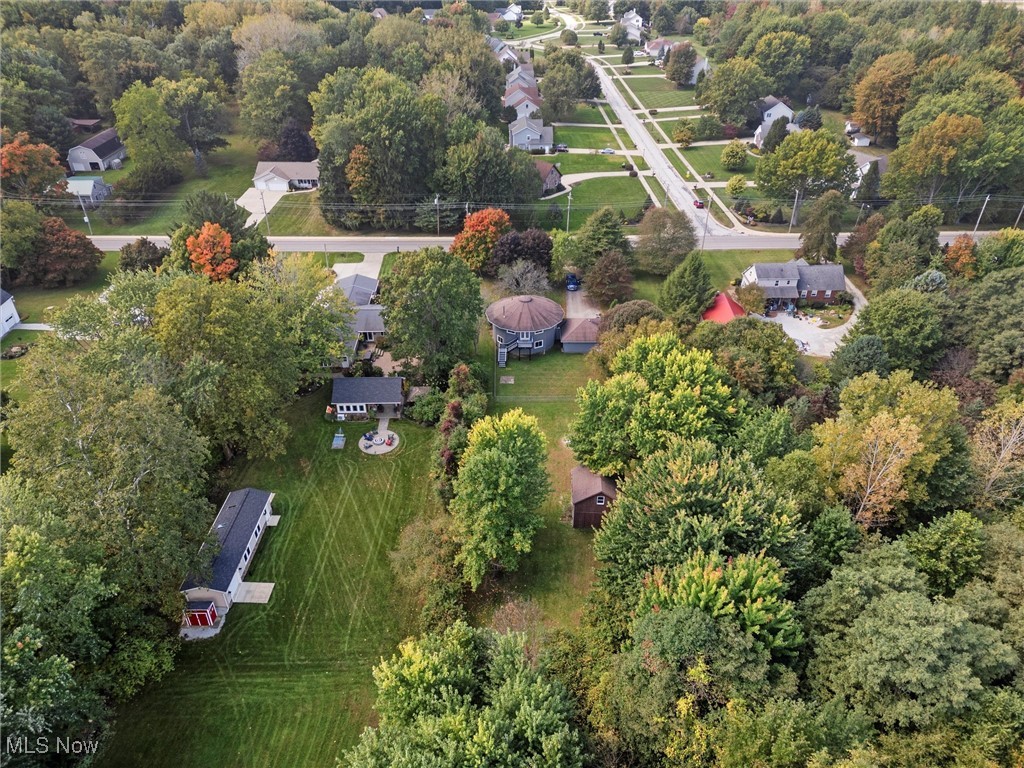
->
xmin=621 ymin=45 xmax=634 ymax=65
xmin=855 ymin=160 xmax=881 ymax=206
xmin=658 ymin=253 xmax=715 ymax=322
xmin=761 ymin=116 xmax=790 ymax=154
xmin=799 ymin=190 xmax=847 ymax=263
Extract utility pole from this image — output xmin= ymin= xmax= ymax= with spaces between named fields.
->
xmin=77 ymin=194 xmax=93 ymax=235
xmin=435 ymin=194 xmax=440 ymax=236
xmin=259 ymin=190 xmax=271 ymax=237
xmin=973 ymin=194 xmax=991 ymax=236
xmin=565 ymin=190 xmax=572 ymax=232
xmin=1015 ymin=199 xmax=1024 ymax=230
xmin=788 ymin=189 xmax=799 ymax=233
xmin=699 ymin=197 xmax=711 ymax=253
xmin=323 ymin=243 xmax=328 ymax=268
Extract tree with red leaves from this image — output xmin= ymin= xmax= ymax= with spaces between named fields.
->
xmin=0 ymin=128 xmax=66 ymax=199
xmin=450 ymin=208 xmax=512 ymax=272
xmin=13 ymin=217 xmax=102 ymax=287
xmin=186 ymin=221 xmax=237 ymax=281
xmin=944 ymin=234 xmax=977 ymax=280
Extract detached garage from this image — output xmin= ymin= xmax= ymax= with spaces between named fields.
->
xmin=252 ymin=160 xmax=319 ymax=191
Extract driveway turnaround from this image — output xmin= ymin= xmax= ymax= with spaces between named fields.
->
xmin=758 ymin=278 xmax=868 ymax=357
xmin=235 ymin=188 xmax=288 ymax=228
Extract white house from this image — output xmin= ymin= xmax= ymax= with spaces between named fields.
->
xmin=505 ymin=90 xmax=544 ymax=120
xmin=844 ymin=120 xmax=861 ymax=135
xmin=180 ymin=488 xmax=276 ymax=630
xmin=371 ymin=7 xmax=388 ymax=20
xmin=252 ymin=160 xmax=319 ymax=191
xmin=331 ymin=376 xmax=404 ymax=420
xmin=486 ymin=35 xmax=522 ymax=65
xmin=67 ymin=128 xmax=126 ymax=172
xmin=752 ymin=96 xmax=797 ymax=149
xmin=66 ymin=176 xmax=113 ymax=207
xmin=506 ymin=65 xmax=537 ymax=91
xmin=690 ymin=54 xmax=710 ymax=84
xmin=620 ymin=8 xmax=644 ymax=44
xmin=644 ymin=38 xmax=672 ymax=60
xmin=850 ymin=132 xmax=872 ymax=147
xmin=1 ymin=289 xmax=21 ymax=339
xmin=850 ymin=156 xmax=889 ymax=199
xmin=499 ymin=3 xmax=523 ymax=22
xmin=509 ymin=118 xmax=554 ymax=152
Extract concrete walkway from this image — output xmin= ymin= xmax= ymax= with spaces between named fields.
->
xmin=12 ymin=322 xmax=52 ymax=331
xmin=235 ymin=188 xmax=287 ymax=228
xmin=559 ymin=170 xmax=632 ymax=185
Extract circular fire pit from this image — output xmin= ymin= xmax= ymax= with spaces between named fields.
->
xmin=372 ymin=435 xmax=385 ymax=445
xmin=359 ymin=431 xmax=401 ymax=456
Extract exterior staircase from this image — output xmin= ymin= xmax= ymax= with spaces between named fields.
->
xmin=497 ymin=340 xmax=518 ymax=368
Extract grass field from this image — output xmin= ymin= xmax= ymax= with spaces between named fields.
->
xmin=621 ymin=78 xmax=698 ymax=110
xmin=11 ymin=251 xmax=119 ymax=322
xmin=67 ymin=131 xmax=259 ymax=236
xmin=96 ymin=393 xmax=435 ymax=768
xmin=0 ymin=329 xmax=42 ymax=404
xmin=472 ymin=332 xmax=599 ymax=628
xmin=682 ymin=144 xmax=758 ymax=181
xmin=559 ymin=103 xmax=608 ymax=125
xmin=265 ymin=191 xmax=344 ymax=237
xmin=503 ymin=20 xmax=560 ymax=39
xmin=542 ymin=176 xmax=650 ymax=231
xmin=553 ymin=153 xmax=631 ymax=174
xmin=632 ymin=249 xmax=794 ymax=302
xmin=553 ymin=126 xmax=619 ymax=150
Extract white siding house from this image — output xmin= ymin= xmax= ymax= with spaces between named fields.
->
xmin=67 ymin=128 xmax=126 ymax=172
xmin=753 ymin=96 xmax=797 ymax=149
xmin=252 ymin=161 xmax=319 ymax=191
xmin=620 ymin=8 xmax=644 ymax=44
xmin=1 ymin=290 xmax=21 ymax=338
xmin=180 ymin=489 xmax=276 ymax=630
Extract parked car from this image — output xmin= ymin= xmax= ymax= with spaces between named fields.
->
xmin=693 ymin=200 xmax=705 ymax=208
xmin=599 ymin=148 xmax=616 ymax=154
xmin=555 ymin=143 xmax=569 ymax=152
xmin=566 ymin=273 xmax=581 ymax=291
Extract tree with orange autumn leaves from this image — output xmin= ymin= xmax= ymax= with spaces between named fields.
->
xmin=0 ymin=128 xmax=67 ymax=198
xmin=944 ymin=234 xmax=978 ymax=280
xmin=186 ymin=222 xmax=237 ymax=281
xmin=450 ymin=208 xmax=511 ymax=273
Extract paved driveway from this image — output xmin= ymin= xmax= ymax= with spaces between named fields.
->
xmin=565 ymin=287 xmax=601 ymax=319
xmin=757 ymin=278 xmax=867 ymax=357
xmin=235 ymin=188 xmax=287 ymax=227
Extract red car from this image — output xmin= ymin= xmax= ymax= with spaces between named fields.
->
xmin=693 ymin=199 xmax=705 ymax=208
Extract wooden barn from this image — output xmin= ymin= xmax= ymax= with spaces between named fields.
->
xmin=570 ymin=465 xmax=617 ymax=528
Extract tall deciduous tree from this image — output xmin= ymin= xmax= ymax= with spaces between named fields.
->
xmin=853 ymin=51 xmax=916 ymax=145
xmin=239 ymin=50 xmax=306 ymax=143
xmin=186 ymin=222 xmax=237 ymax=282
xmin=0 ymin=129 xmax=66 ymax=199
xmin=719 ymin=139 xmax=748 ymax=171
xmin=847 ymin=288 xmax=943 ymax=374
xmin=450 ymin=207 xmax=512 ymax=273
xmin=113 ymin=82 xmax=187 ymax=171
xmin=13 ymin=218 xmax=102 ymax=288
xmin=755 ymin=129 xmax=857 ymax=207
xmin=153 ymin=75 xmax=230 ymax=173
xmin=664 ymin=42 xmax=697 ymax=86
xmin=636 ymin=206 xmax=697 ymax=275
xmin=0 ymin=200 xmax=43 ymax=272
xmin=749 ymin=31 xmax=810 ymax=93
xmin=700 ymin=57 xmax=770 ymax=126
xmin=450 ymin=410 xmax=550 ymax=589
xmin=586 ymin=251 xmax=634 ymax=305
xmin=381 ymin=247 xmax=483 ymax=384
xmin=799 ymin=190 xmax=847 ymax=263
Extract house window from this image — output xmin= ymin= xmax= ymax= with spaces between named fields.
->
xmin=596 ymin=495 xmax=606 ymax=506
xmin=533 ymin=340 xmax=544 ymax=349
xmin=519 ymin=331 xmax=531 ymax=341
xmin=824 ymin=290 xmax=832 ymax=297
xmin=256 ymin=524 xmax=262 ymax=537
xmin=358 ymin=404 xmax=366 ymax=412
xmin=800 ymin=290 xmax=807 ymax=298
xmin=243 ymin=546 xmax=251 ymax=562
xmin=774 ymin=280 xmax=779 ymax=286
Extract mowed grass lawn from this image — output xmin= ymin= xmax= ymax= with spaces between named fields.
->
xmin=69 ymin=131 xmax=259 ymax=236
xmin=560 ymin=103 xmax=608 ymax=125
xmin=683 ymin=144 xmax=759 ymax=181
xmin=96 ymin=393 xmax=435 ymax=768
xmin=503 ymin=20 xmax=560 ymax=38
xmin=265 ymin=191 xmax=344 ymax=237
xmin=554 ymin=125 xmax=619 ymax=150
xmin=543 ymin=175 xmax=649 ymax=230
xmin=622 ymin=78 xmax=698 ymax=110
xmin=552 ymin=152 xmax=631 ymax=174
xmin=11 ymin=251 xmax=119 ymax=322
xmin=632 ymin=249 xmax=794 ymax=303
xmin=473 ymin=330 xmax=599 ymax=628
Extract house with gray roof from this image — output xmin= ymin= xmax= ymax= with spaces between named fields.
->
xmin=253 ymin=160 xmax=319 ymax=191
xmin=335 ymin=273 xmax=386 ymax=366
xmin=1 ymin=289 xmax=20 ymax=339
xmin=509 ymin=118 xmax=554 ymax=153
xmin=181 ymin=488 xmax=276 ymax=630
xmin=620 ymin=8 xmax=645 ymax=44
xmin=331 ymin=376 xmax=404 ymax=420
xmin=67 ymin=127 xmax=126 ymax=172
xmin=486 ymin=295 xmax=564 ymax=367
xmin=337 ymin=273 xmax=379 ymax=307
xmin=752 ymin=95 xmax=797 ymax=149
xmin=66 ymin=176 xmax=113 ymax=207
xmin=571 ymin=465 xmax=617 ymax=528
xmin=741 ymin=258 xmax=847 ymax=306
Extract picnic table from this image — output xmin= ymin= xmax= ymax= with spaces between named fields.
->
xmin=332 ymin=431 xmax=346 ymax=450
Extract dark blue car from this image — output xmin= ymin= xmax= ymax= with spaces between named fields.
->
xmin=566 ymin=273 xmax=581 ymax=291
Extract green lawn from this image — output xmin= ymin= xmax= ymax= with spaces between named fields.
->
xmin=265 ymin=191 xmax=344 ymax=237
xmin=645 ymin=175 xmax=668 ymax=207
xmin=503 ymin=20 xmax=560 ymax=39
xmin=1 ymin=329 xmax=42 ymax=404
xmin=539 ymin=176 xmax=650 ymax=231
xmin=96 ymin=393 xmax=435 ymax=768
xmin=682 ymin=144 xmax=758 ymax=181
xmin=380 ymin=251 xmax=403 ymax=277
xmin=620 ymin=78 xmax=698 ymax=110
xmin=553 ymin=126 xmax=619 ymax=150
xmin=11 ymin=251 xmax=119 ymax=323
xmin=68 ymin=131 xmax=259 ymax=236
xmin=559 ymin=103 xmax=608 ymax=125
xmin=472 ymin=331 xmax=599 ymax=628
xmin=701 ymin=249 xmax=793 ymax=289
xmin=553 ymin=152 xmax=631 ymax=174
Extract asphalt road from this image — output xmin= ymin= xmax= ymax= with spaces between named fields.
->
xmin=89 ymin=235 xmax=455 ymax=254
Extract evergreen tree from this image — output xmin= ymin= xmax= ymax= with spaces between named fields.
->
xmin=276 ymin=117 xmax=317 ymax=161
xmin=658 ymin=253 xmax=715 ymax=322
xmin=855 ymin=160 xmax=881 ymax=206
xmin=621 ymin=46 xmax=634 ymax=65
xmin=799 ymin=190 xmax=847 ymax=263
xmin=761 ymin=116 xmax=790 ymax=154
xmin=796 ymin=104 xmax=823 ymax=130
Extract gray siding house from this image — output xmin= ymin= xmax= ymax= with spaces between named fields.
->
xmin=331 ymin=376 xmax=404 ymax=420
xmin=560 ymin=317 xmax=600 ymax=354
xmin=741 ymin=258 xmax=847 ymax=306
xmin=486 ymin=295 xmax=564 ymax=367
xmin=509 ymin=118 xmax=554 ymax=153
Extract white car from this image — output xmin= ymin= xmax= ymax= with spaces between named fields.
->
xmin=599 ymin=148 xmax=616 ymax=154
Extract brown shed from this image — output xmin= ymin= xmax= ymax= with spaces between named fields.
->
xmin=570 ymin=465 xmax=617 ymax=528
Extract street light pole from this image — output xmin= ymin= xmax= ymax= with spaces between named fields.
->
xmin=77 ymin=194 xmax=93 ymax=235
xmin=435 ymin=194 xmax=440 ymax=236
xmin=1015 ymin=199 xmax=1024 ymax=230
xmin=973 ymin=194 xmax=991 ymax=236
xmin=565 ymin=190 xmax=572 ymax=232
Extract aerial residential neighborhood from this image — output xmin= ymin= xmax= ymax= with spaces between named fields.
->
xmin=1 ymin=1 xmax=1023 ymax=767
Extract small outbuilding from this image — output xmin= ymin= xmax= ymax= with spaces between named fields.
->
xmin=486 ymin=295 xmax=564 ymax=367
xmin=850 ymin=132 xmax=871 ymax=147
xmin=570 ymin=465 xmax=617 ymax=528
xmin=66 ymin=176 xmax=113 ymax=207
xmin=1 ymin=289 xmax=21 ymax=338
xmin=180 ymin=488 xmax=276 ymax=629
xmin=534 ymin=160 xmax=563 ymax=196
xmin=560 ymin=316 xmax=600 ymax=353
xmin=331 ymin=376 xmax=404 ymax=420
xmin=701 ymin=292 xmax=746 ymax=324
xmin=67 ymin=127 xmax=126 ymax=172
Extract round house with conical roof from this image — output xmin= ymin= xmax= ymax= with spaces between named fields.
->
xmin=485 ymin=295 xmax=564 ymax=367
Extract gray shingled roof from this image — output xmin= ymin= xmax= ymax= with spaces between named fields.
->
xmin=762 ymin=285 xmax=799 ymax=299
xmin=331 ymin=376 xmax=404 ymax=405
xmin=181 ymin=488 xmax=274 ymax=592
xmin=486 ymin=295 xmax=564 ymax=333
xmin=354 ymin=304 xmax=385 ymax=334
xmin=571 ymin=465 xmax=617 ymax=504
xmin=797 ymin=264 xmax=846 ymax=292
xmin=338 ymin=274 xmax=378 ymax=306
xmin=74 ymin=127 xmax=124 ymax=159
xmin=561 ymin=317 xmax=600 ymax=343
xmin=1 ymin=289 xmax=13 ymax=305
xmin=752 ymin=262 xmax=801 ymax=280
